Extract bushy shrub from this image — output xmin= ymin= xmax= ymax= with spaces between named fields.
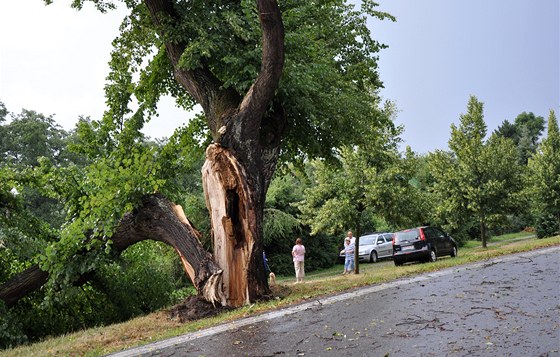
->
xmin=486 ymin=214 xmax=532 ymax=237
xmin=265 ymin=232 xmax=339 ymax=276
xmin=442 ymin=221 xmax=477 ymax=247
xmin=13 ymin=285 xmax=119 ymax=342
xmin=267 ymin=252 xmax=293 ymax=276
xmin=97 ymin=240 xmax=193 ymax=318
xmin=302 ymin=232 xmax=339 ymax=271
xmin=0 ymin=302 xmax=27 ymax=349
xmin=535 ymin=213 xmax=558 ymax=238
xmin=2 ymin=240 xmax=194 ymax=348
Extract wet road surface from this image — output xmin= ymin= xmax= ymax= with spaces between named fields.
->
xmin=111 ymin=247 xmax=559 ymax=357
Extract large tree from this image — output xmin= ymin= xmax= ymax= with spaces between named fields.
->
xmin=2 ymin=0 xmax=394 ymax=308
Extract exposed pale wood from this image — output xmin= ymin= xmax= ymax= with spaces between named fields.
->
xmin=171 ymin=204 xmax=198 ymax=280
xmin=202 ymin=144 xmax=256 ymax=307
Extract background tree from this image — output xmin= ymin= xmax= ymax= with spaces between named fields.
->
xmin=493 ymin=119 xmax=517 ymax=140
xmin=369 ymin=146 xmax=430 ymax=229
xmin=493 ymin=111 xmax=545 ymax=165
xmin=429 ymin=96 xmax=523 ymax=247
xmin=263 ymin=173 xmax=304 ymax=274
xmin=298 ymin=109 xmax=417 ymax=273
xmin=526 ymin=110 xmax=560 ymax=237
xmin=304 ymin=147 xmax=374 ymax=274
xmin=404 ymin=152 xmax=437 ymax=226
xmin=0 ymin=108 xmax=78 ymax=229
xmin=426 ymin=149 xmax=472 ymax=242
xmin=0 ymin=105 xmax=78 ymax=293
xmin=260 ymin=172 xmax=340 ymax=275
xmin=514 ymin=112 xmax=546 ymax=145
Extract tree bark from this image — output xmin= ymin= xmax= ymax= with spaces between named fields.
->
xmin=354 ymin=218 xmax=361 ymax=274
xmin=0 ymin=265 xmax=48 ymax=308
xmin=113 ymin=194 xmax=226 ymax=306
xmin=202 ymin=144 xmax=269 ymax=306
xmin=481 ymin=220 xmax=487 ymax=248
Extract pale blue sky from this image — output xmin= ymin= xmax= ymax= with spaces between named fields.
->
xmin=1 ymin=1 xmax=558 ymax=154
xmin=369 ymin=0 xmax=559 ymax=152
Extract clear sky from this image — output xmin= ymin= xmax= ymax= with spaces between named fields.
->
xmin=370 ymin=0 xmax=559 ymax=152
xmin=1 ymin=0 xmax=558 ymax=153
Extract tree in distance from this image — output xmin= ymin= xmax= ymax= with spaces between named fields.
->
xmin=428 ymin=96 xmax=524 ymax=248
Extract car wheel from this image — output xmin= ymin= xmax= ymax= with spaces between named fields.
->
xmin=394 ymin=258 xmax=403 ymax=266
xmin=370 ymin=251 xmax=378 ymax=263
xmin=428 ymin=249 xmax=437 ymax=262
xmin=450 ymin=245 xmax=457 ymax=257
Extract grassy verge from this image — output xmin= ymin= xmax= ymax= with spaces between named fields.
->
xmin=2 ymin=233 xmax=558 ymax=357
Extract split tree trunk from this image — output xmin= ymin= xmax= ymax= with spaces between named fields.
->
xmin=203 ymin=145 xmax=255 ymax=306
xmin=144 ymin=0 xmax=285 ymax=306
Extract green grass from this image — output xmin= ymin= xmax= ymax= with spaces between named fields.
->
xmin=487 ymin=231 xmax=535 ymax=242
xmin=2 ymin=233 xmax=558 ymax=357
xmin=460 ymin=231 xmax=535 ymax=249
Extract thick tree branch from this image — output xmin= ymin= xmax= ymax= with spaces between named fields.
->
xmin=239 ymin=0 xmax=285 ymax=127
xmin=115 ymin=194 xmax=224 ymax=305
xmin=144 ymin=0 xmax=284 ymax=146
xmin=143 ymin=0 xmax=240 ymax=134
xmin=260 ymin=100 xmax=286 ymax=190
xmin=0 ymin=265 xmax=48 ymax=308
xmin=218 ymin=0 xmax=286 ymax=180
xmin=0 ymin=194 xmax=225 ymax=308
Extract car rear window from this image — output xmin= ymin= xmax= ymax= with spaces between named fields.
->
xmin=393 ymin=229 xmax=419 ymax=243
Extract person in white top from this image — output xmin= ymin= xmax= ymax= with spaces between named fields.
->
xmin=292 ymin=237 xmax=306 ymax=283
xmin=342 ymin=237 xmax=355 ymax=274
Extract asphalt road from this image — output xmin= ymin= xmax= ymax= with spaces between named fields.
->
xmin=111 ymin=246 xmax=560 ymax=357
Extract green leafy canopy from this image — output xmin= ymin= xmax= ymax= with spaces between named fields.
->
xmin=61 ymin=0 xmax=395 ymax=161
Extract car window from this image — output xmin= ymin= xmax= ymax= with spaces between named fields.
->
xmin=432 ymin=227 xmax=446 ymax=238
xmin=394 ymin=229 xmax=419 ymax=243
xmin=361 ymin=237 xmax=375 ymax=245
xmin=423 ymin=227 xmax=437 ymax=240
xmin=383 ymin=234 xmax=393 ymax=242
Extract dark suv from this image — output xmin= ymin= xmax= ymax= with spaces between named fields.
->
xmin=392 ymin=226 xmax=457 ymax=266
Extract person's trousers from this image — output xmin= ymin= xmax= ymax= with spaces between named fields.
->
xmin=344 ymin=259 xmax=354 ymax=272
xmin=294 ymin=261 xmax=305 ymax=280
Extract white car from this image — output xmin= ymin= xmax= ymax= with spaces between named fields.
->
xmin=339 ymin=233 xmax=394 ymax=263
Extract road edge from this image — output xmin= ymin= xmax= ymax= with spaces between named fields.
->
xmin=108 ymin=246 xmax=560 ymax=357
